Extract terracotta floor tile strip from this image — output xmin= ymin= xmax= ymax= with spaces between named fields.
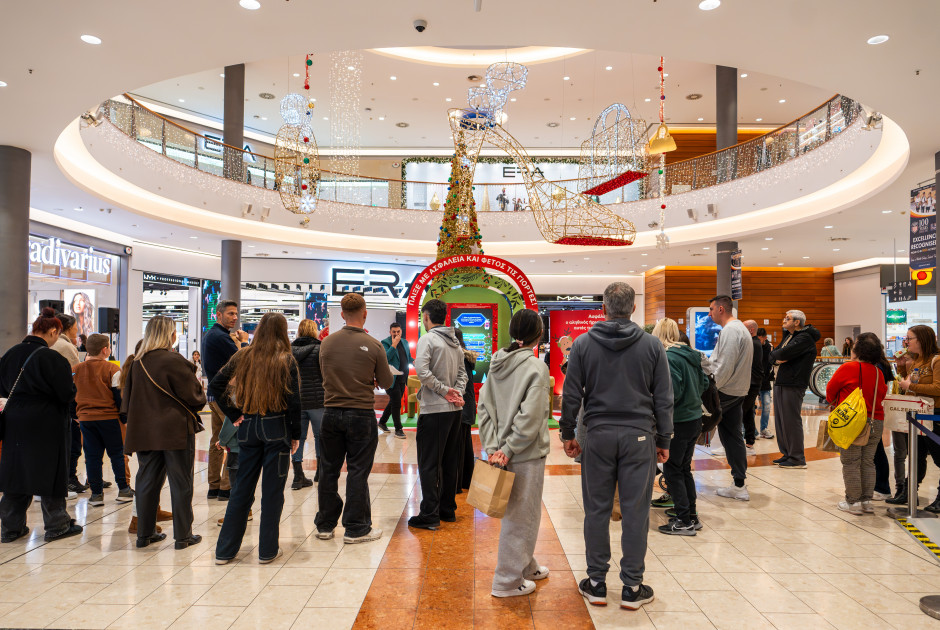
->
xmin=354 ymin=486 xmax=595 ymax=629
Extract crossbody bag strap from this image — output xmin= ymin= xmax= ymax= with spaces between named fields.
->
xmin=138 ymin=357 xmax=200 ymax=423
xmin=5 ymin=347 xmax=44 ymax=406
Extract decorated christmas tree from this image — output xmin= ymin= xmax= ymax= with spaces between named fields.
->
xmin=433 ymin=138 xmax=486 ymax=286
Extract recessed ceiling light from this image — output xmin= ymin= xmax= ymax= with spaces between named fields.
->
xmin=755 ymin=117 xmax=763 ymax=122
xmin=81 ymin=34 xmax=102 ymax=45
xmin=260 ymin=116 xmax=267 ymax=121
xmin=563 ymin=76 xmax=570 ymax=81
xmin=390 ymin=76 xmax=397 ymax=80
xmin=761 ymin=247 xmax=769 ymax=251
xmin=178 ymin=98 xmax=185 ymax=103
xmin=239 ymin=0 xmax=261 ymax=8
xmin=378 ymin=116 xmax=385 ymax=121
xmin=867 ymin=35 xmax=890 ymax=45
xmin=832 ymin=248 xmax=840 ymax=251
xmin=292 ymin=73 xmax=299 ymax=77
xmin=529 ymin=259 xmax=535 ymax=263
xmin=740 ymin=73 xmax=748 ymax=78
xmin=777 ymin=262 xmax=784 ymax=266
xmin=702 ymin=247 xmax=710 ymax=250
xmin=641 ymin=253 xmax=648 ymax=256
xmin=802 ymin=256 xmax=810 ymax=259
xmin=445 ymin=98 xmax=452 ymax=102
xmin=778 ymin=99 xmax=786 ymax=103
xmin=510 ymin=98 xmax=517 ymax=102
xmin=569 ymin=117 xmax=576 ymax=121
xmin=74 ymin=207 xmax=83 ymax=212
xmin=584 ymin=257 xmax=590 ymax=260
xmin=881 ymin=210 xmax=892 ymax=214
xmin=699 ymin=0 xmax=720 ymax=9
xmin=322 ymin=116 xmax=328 ymax=120
xmin=697 ymin=117 xmax=704 ymax=121
xmin=642 ymin=264 xmax=649 ymax=267
xmin=247 ymin=245 xmax=255 ymax=248
xmin=605 ymin=66 xmax=613 ymax=71
xmin=645 ymin=98 xmax=651 ymax=102
xmin=824 ymin=225 xmax=833 ymax=229
xmin=432 ymin=82 xmax=440 ymax=86
xmin=0 ymin=81 xmax=7 ymax=87
xmin=765 ymin=237 xmax=773 ymax=241
xmin=898 ymin=249 xmax=906 ymax=252
xmin=219 ymin=73 xmax=225 ymax=78
xmin=347 ymin=65 xmax=355 ymax=71
xmin=309 ymin=98 xmax=316 ymax=102
xmin=567 ymin=270 xmax=573 ymax=273
xmin=664 ymin=73 xmax=669 ymax=77
xmin=189 ymin=236 xmax=198 ymax=239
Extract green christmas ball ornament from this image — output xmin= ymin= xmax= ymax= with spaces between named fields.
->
xmin=303 ymin=157 xmax=309 ymax=164
xmin=658 ymin=169 xmax=663 ymax=175
xmin=306 ymin=59 xmax=313 ymax=66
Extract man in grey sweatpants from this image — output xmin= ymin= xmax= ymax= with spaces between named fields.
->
xmin=561 ymin=282 xmax=673 ymax=611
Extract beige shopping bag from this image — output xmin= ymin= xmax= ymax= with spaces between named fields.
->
xmin=467 ymin=459 xmax=515 ymax=518
xmin=816 ymin=419 xmax=839 ymax=453
xmin=883 ymin=394 xmax=933 ymax=434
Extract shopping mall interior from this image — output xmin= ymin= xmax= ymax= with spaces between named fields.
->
xmin=1 ymin=1 xmax=940 ymax=628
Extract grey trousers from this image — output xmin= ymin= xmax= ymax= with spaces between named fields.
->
xmin=773 ymin=385 xmax=806 ymax=465
xmin=582 ymin=423 xmax=656 ymax=587
xmin=840 ymin=420 xmax=884 ymax=503
xmin=893 ymin=431 xmax=908 ymax=489
xmin=492 ymin=457 xmax=545 ymax=591
xmin=135 ymin=436 xmax=196 ymax=542
xmin=0 ymin=494 xmax=70 ymax=537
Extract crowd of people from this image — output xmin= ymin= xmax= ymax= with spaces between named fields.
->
xmin=0 ymin=285 xmax=934 ymax=613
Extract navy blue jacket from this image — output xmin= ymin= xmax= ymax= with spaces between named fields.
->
xmin=202 ymin=323 xmax=241 ymax=384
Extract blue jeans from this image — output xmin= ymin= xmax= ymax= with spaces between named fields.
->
xmin=79 ymin=418 xmax=128 ymax=494
xmin=314 ymin=408 xmax=378 ymax=538
xmin=759 ymin=390 xmax=772 ymax=432
xmin=215 ymin=414 xmax=291 ymax=561
xmin=293 ymin=408 xmax=324 ymax=462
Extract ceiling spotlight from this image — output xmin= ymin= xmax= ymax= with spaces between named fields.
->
xmin=219 ymin=73 xmax=225 ymax=78
xmin=178 ymin=98 xmax=185 ymax=103
xmin=189 ymin=236 xmax=198 ymax=239
xmin=761 ymin=247 xmax=769 ymax=251
xmin=292 ymin=73 xmax=299 ymax=77
xmin=390 ymin=76 xmax=397 ymax=80
xmin=0 ymin=81 xmax=7 ymax=87
xmin=510 ymin=97 xmax=517 ymax=102
xmin=765 ymin=237 xmax=774 ymax=241
xmin=445 ymin=97 xmax=452 ymax=102
xmin=569 ymin=117 xmax=576 ymax=121
xmin=563 ymin=76 xmax=570 ymax=81
xmin=824 ymin=225 xmax=833 ymax=229
xmin=547 ymin=122 xmax=559 ymax=128
xmin=605 ymin=66 xmax=613 ymax=71
xmin=322 ymin=116 xmax=328 ymax=120
xmin=432 ymin=82 xmax=439 ymax=86
xmin=862 ymin=110 xmax=883 ymax=130
xmin=882 ymin=210 xmax=892 ymax=214
xmin=755 ymin=117 xmax=763 ymax=122
xmin=644 ymin=98 xmax=651 ymax=102
xmin=260 ymin=116 xmax=267 ymax=120
xmin=80 ymin=34 xmax=102 ymax=45
xmin=703 ymin=247 xmax=710 ymax=250
xmin=347 ymin=65 xmax=355 ymax=71
xmin=833 ymin=248 xmax=840 ymax=251
xmin=777 ymin=262 xmax=784 ymax=266
xmin=378 ymin=116 xmax=385 ymax=120
xmin=867 ymin=34 xmax=890 ymax=45
xmin=239 ymin=0 xmax=261 ymax=8
xmin=698 ymin=0 xmax=720 ymax=9
xmin=802 ymin=256 xmax=810 ymax=259
xmin=697 ymin=117 xmax=704 ymax=121
xmin=778 ymin=99 xmax=786 ymax=103
xmin=74 ymin=207 xmax=84 ymax=212
xmin=740 ymin=73 xmax=748 ymax=78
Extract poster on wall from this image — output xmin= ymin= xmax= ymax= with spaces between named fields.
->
xmin=64 ymin=289 xmax=96 ymax=337
xmin=730 ymin=249 xmax=743 ymax=300
xmin=548 ymin=310 xmax=606 ymax=395
xmin=201 ymin=280 xmax=221 ymax=335
xmin=304 ymin=293 xmax=329 ymax=332
xmin=910 ymin=183 xmax=937 ymax=270
xmin=448 ymin=304 xmax=497 ymax=385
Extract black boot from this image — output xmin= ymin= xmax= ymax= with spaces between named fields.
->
xmin=291 ymin=461 xmax=313 ymax=490
xmin=313 ymin=458 xmax=320 ymax=483
xmin=886 ymin=482 xmax=919 ymax=505
xmin=927 ymin=495 xmax=940 ymax=513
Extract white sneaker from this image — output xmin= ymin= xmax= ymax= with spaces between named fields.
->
xmin=525 ymin=566 xmax=550 ymax=581
xmin=711 ymin=447 xmax=726 ymax=457
xmin=872 ymin=491 xmax=891 ymax=501
xmin=838 ymin=501 xmax=863 ymax=515
xmin=760 ymin=429 xmax=775 ymax=439
xmin=746 ymin=445 xmax=756 ymax=456
xmin=315 ymin=529 xmax=335 ymax=540
xmin=67 ymin=491 xmax=77 ymax=500
xmin=716 ymin=484 xmax=750 ymax=501
xmin=861 ymin=501 xmax=875 ymax=514
xmin=343 ymin=528 xmax=382 ymax=544
xmin=492 ymin=579 xmax=536 ymax=598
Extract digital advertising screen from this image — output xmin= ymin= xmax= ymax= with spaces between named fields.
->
xmin=448 ymin=304 xmax=497 ymax=385
xmin=201 ymin=279 xmax=222 ymax=336
xmin=547 ymin=309 xmax=605 ymax=395
xmin=690 ymin=310 xmax=722 ymax=357
xmin=304 ymin=292 xmax=329 ymax=331
xmin=64 ymin=289 xmax=96 ymax=338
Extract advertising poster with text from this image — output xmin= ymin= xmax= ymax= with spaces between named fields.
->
xmin=548 ymin=310 xmax=605 ymax=395
xmin=910 ymin=183 xmax=937 ymax=270
xmin=449 ymin=304 xmax=496 ymax=384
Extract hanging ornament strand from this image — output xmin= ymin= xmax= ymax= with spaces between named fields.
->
xmin=304 ymin=54 xmax=313 ymax=91
xmin=657 ymin=56 xmax=668 ymax=250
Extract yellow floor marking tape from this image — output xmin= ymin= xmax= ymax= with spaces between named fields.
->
xmin=897 ymin=518 xmax=940 ymax=560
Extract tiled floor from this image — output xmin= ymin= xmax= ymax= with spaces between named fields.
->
xmin=1 ymin=406 xmax=940 ymax=629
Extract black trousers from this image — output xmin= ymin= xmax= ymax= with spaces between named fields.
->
xmin=135 ymin=435 xmax=195 ymax=542
xmin=79 ymin=419 xmax=128 ymax=494
xmin=741 ymin=385 xmax=760 ymax=446
xmin=416 ymin=411 xmax=461 ymax=520
xmin=662 ymin=418 xmax=702 ymax=523
xmin=379 ymin=377 xmax=407 ymax=431
xmin=0 ymin=494 xmax=71 ymax=538
xmin=315 ymin=408 xmax=378 ymax=538
xmin=716 ymin=393 xmax=748 ymax=483
xmin=69 ymin=418 xmax=82 ymax=479
xmin=874 ymin=439 xmax=891 ymax=495
xmin=455 ymin=423 xmax=475 ymax=491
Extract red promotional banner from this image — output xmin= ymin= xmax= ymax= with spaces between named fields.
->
xmin=548 ymin=310 xmax=605 ymax=395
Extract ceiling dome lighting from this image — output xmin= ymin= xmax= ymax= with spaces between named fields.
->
xmin=867 ymin=35 xmax=890 ymax=45
xmin=80 ymin=34 xmax=102 ymax=45
xmin=0 ymin=81 xmax=6 ymax=87
xmin=239 ymin=0 xmax=261 ymax=9
xmin=372 ymin=46 xmax=586 ymax=67
xmin=698 ymin=0 xmax=721 ymax=10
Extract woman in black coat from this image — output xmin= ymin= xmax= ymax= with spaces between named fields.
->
xmin=290 ymin=319 xmax=325 ymax=489
xmin=0 ymin=307 xmax=83 ymax=543
xmin=454 ymin=330 xmax=477 ymax=492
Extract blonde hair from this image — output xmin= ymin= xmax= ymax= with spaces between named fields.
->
xmin=297 ymin=318 xmax=320 ymax=339
xmin=651 ymin=317 xmax=682 ymax=349
xmin=138 ymin=316 xmax=176 ymax=356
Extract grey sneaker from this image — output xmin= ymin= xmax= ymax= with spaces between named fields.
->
xmin=394 ymin=430 xmax=406 ymax=439
xmin=89 ymin=494 xmax=105 ymax=507
xmin=343 ymin=528 xmax=382 ymax=544
xmin=116 ymin=487 xmax=135 ymax=503
xmin=315 ymin=529 xmax=334 ymax=540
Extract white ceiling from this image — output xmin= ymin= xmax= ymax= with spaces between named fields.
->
xmin=2 ymin=0 xmax=937 ymax=275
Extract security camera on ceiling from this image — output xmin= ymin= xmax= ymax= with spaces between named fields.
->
xmin=413 ymin=19 xmax=428 ymax=32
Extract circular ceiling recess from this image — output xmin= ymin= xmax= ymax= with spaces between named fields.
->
xmin=371 ymin=46 xmax=588 ymax=67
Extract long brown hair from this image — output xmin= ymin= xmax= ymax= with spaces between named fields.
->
xmin=909 ymin=325 xmax=940 ymax=364
xmin=229 ymin=313 xmax=295 ymax=415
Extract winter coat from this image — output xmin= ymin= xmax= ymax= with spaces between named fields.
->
xmin=0 ymin=336 xmax=76 ymax=497
xmin=666 ymin=344 xmax=710 ymax=423
xmin=292 ymin=336 xmax=324 ymax=410
xmin=122 ymin=349 xmax=207 ymax=453
xmin=769 ymin=325 xmax=822 ymax=389
xmin=478 ymin=347 xmax=551 ymax=463
xmin=460 ymin=350 xmax=477 ymax=425
xmin=415 ymin=326 xmax=468 ymax=415
xmin=381 ymin=336 xmax=413 ymax=374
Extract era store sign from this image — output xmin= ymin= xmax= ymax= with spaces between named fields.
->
xmin=29 ymin=235 xmax=113 ymax=284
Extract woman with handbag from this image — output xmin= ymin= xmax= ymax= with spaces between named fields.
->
xmin=122 ymin=316 xmax=207 ymax=549
xmin=478 ymin=309 xmax=551 ymax=598
xmin=0 ymin=307 xmax=83 ymax=543
xmin=825 ymin=335 xmax=888 ymax=515
xmin=210 ymin=313 xmax=301 ymax=565
xmin=890 ymin=325 xmax=940 ymax=511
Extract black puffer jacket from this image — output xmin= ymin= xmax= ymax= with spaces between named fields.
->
xmin=292 ymin=336 xmax=324 ymax=410
xmin=769 ymin=325 xmax=821 ymax=389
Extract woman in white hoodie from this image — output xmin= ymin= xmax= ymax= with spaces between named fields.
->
xmin=478 ymin=309 xmax=552 ymax=598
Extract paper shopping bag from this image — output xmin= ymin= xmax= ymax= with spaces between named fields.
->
xmin=467 ymin=459 xmax=515 ymax=519
xmin=816 ymin=419 xmax=839 ymax=453
xmin=883 ymin=394 xmax=934 ymax=434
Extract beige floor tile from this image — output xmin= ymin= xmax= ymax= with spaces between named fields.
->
xmin=793 ymin=590 xmax=890 ymax=630
xmin=880 ymin=612 xmax=940 ymax=630
xmin=669 ymin=571 xmax=735 ymax=591
xmin=0 ymin=599 xmax=78 ymax=628
xmin=305 ymin=568 xmax=376 ymax=608
xmin=169 ymin=605 xmax=244 ymax=630
xmin=647 ymin=611 xmax=716 ymax=629
xmin=269 ymin=566 xmax=329 ymax=586
xmin=721 ymin=572 xmax=813 ymax=613
xmin=587 ymin=604 xmax=656 ymax=629
xmin=50 ymin=603 xmax=134 ymax=629
xmin=688 ymin=589 xmax=770 ymax=628
xmin=762 ymin=612 xmax=837 ymax=629
xmin=229 ymin=607 xmax=300 ymax=629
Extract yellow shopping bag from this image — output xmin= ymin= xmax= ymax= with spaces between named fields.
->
xmin=828 ymin=387 xmax=868 ymax=449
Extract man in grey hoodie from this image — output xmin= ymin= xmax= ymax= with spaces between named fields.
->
xmin=561 ymin=282 xmax=673 ymax=611
xmin=409 ymin=299 xmax=468 ymax=530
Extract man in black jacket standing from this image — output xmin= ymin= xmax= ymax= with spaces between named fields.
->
xmin=201 ymin=300 xmax=248 ymax=500
xmin=741 ymin=320 xmax=764 ymax=453
xmin=768 ymin=310 xmax=820 ymax=469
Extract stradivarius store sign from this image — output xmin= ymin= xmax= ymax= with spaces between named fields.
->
xmin=28 ymin=235 xmax=113 ymax=284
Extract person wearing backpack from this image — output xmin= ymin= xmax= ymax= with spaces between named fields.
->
xmin=478 ymin=309 xmax=551 ymax=597
xmin=651 ymin=319 xmax=709 ymax=535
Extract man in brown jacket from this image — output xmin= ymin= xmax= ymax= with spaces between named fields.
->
xmin=315 ymin=293 xmax=393 ymax=544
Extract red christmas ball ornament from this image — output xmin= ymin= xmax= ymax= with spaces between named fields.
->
xmin=661 ymin=204 xmax=666 ymax=209
xmin=658 ymin=66 xmax=663 ymax=72
xmin=301 ymin=184 xmax=308 ymax=190
xmin=303 ymin=137 xmax=309 ymax=143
